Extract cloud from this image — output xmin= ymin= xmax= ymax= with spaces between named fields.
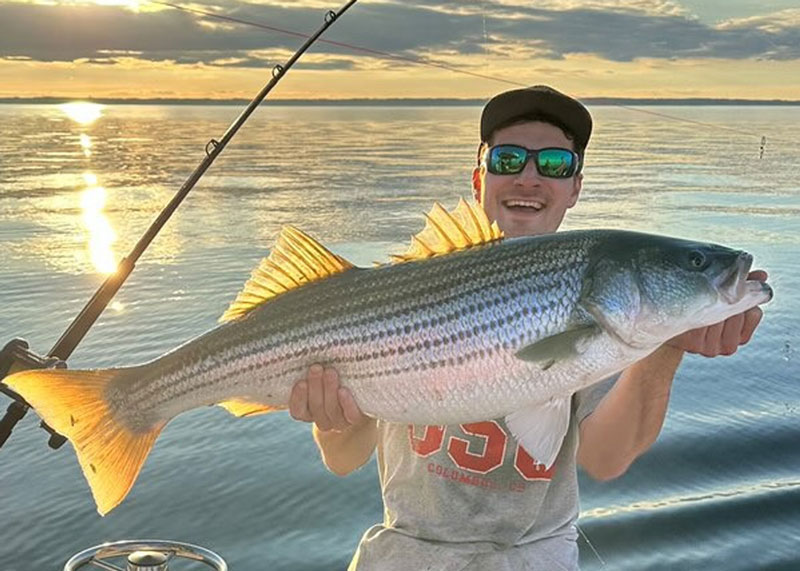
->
xmin=407 ymin=0 xmax=691 ymax=18
xmin=443 ymin=2 xmax=800 ymax=62
xmin=718 ymin=8 xmax=800 ymax=30
xmin=0 ymin=0 xmax=797 ymax=69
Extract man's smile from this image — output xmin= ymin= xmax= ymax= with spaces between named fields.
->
xmin=502 ymin=199 xmax=545 ymax=212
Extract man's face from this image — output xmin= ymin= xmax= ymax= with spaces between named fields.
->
xmin=472 ymin=121 xmax=583 ymax=238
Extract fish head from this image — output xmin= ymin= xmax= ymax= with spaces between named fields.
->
xmin=581 ymin=232 xmax=773 ymax=349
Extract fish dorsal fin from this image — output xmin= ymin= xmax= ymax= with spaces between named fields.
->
xmin=390 ymin=198 xmax=503 ymax=263
xmin=220 ymin=226 xmax=354 ymax=323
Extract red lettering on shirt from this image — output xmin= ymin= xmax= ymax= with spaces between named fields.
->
xmin=409 ymin=422 xmax=556 ymax=483
xmin=513 ymin=445 xmax=556 ymax=481
xmin=408 ymin=424 xmax=445 ymax=457
xmin=447 ymin=421 xmax=506 ymax=474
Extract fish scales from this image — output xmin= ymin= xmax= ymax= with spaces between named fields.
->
xmin=221 ymin=241 xmax=574 ymax=385
xmin=112 ymin=233 xmax=596 ymax=428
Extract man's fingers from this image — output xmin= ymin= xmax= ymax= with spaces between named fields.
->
xmin=339 ymin=387 xmax=365 ymax=426
xmin=306 ymin=364 xmax=331 ymax=430
xmin=719 ymin=313 xmax=745 ymax=355
xmin=686 ymin=328 xmax=706 ymax=353
xmin=284 ymin=365 xmax=360 ymax=431
xmin=323 ymin=368 xmax=349 ymax=429
xmin=289 ymin=381 xmax=311 ymax=422
xmin=747 ymin=270 xmax=768 ymax=282
xmin=703 ymin=322 xmax=725 ymax=357
xmin=740 ymin=306 xmax=763 ymax=345
xmin=669 ymin=327 xmax=703 ymax=353
xmin=669 ymin=289 xmax=766 ymax=358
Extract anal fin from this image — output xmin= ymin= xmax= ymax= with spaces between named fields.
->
xmin=218 ymin=399 xmax=284 ymax=417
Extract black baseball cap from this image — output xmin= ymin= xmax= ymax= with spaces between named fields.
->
xmin=480 ymin=85 xmax=592 ymax=151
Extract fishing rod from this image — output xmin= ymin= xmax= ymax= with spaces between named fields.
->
xmin=0 ymin=0 xmax=359 ymax=451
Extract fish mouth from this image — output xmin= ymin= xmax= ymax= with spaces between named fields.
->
xmin=715 ymin=251 xmax=772 ymax=304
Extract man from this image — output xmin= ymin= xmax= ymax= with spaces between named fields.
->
xmin=288 ymin=85 xmax=766 ymax=570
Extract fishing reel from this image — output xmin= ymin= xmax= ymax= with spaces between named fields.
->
xmin=0 ymin=338 xmax=68 ymax=449
xmin=64 ymin=539 xmax=227 ymax=571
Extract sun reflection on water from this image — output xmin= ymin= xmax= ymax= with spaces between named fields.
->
xmin=80 ymin=173 xmax=118 ymax=274
xmin=58 ymin=102 xmax=103 ymax=125
xmin=79 ymin=133 xmax=92 ymax=158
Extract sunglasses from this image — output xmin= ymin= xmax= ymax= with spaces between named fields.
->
xmin=483 ymin=145 xmax=580 ymax=178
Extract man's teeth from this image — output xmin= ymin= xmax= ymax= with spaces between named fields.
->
xmin=505 ymin=200 xmax=544 ymax=210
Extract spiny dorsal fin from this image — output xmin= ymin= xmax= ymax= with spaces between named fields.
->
xmin=390 ymin=198 xmax=503 ymax=263
xmin=220 ymin=226 xmax=354 ymax=323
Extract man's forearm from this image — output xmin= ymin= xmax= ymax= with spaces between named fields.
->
xmin=313 ymin=418 xmax=378 ymax=476
xmin=578 ymin=344 xmax=684 ymax=480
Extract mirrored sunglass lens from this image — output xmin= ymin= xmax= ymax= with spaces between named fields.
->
xmin=536 ymin=149 xmax=575 ymax=177
xmin=490 ymin=146 xmax=528 ymax=174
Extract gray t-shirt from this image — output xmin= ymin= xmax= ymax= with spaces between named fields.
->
xmin=348 ymin=377 xmax=617 ymax=571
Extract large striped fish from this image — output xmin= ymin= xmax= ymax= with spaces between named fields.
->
xmin=4 ymin=200 xmax=772 ymax=515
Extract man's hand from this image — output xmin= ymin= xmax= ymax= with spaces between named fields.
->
xmin=668 ymin=270 xmax=768 ymax=357
xmin=289 ymin=364 xmax=367 ymax=431
xmin=290 ymin=365 xmax=377 ymax=476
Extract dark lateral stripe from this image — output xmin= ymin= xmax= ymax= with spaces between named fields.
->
xmin=128 ymin=235 xmax=596 ymax=406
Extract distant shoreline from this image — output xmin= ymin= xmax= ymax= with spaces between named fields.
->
xmin=1 ymin=97 xmax=799 ymax=106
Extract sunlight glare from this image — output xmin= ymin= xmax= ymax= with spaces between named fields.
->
xmin=80 ymin=133 xmax=92 ymax=157
xmin=80 ymin=180 xmax=118 ymax=274
xmin=59 ymin=102 xmax=104 ymax=125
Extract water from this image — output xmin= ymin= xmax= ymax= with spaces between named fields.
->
xmin=0 ymin=104 xmax=798 ymax=570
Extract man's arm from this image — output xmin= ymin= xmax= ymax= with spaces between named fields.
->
xmin=289 ymin=364 xmax=377 ymax=476
xmin=577 ymin=271 xmax=767 ymax=480
xmin=577 ymin=344 xmax=682 ymax=480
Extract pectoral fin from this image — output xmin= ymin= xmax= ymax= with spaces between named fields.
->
xmin=515 ymin=324 xmax=599 ymax=370
xmin=505 ymin=397 xmax=572 ymax=469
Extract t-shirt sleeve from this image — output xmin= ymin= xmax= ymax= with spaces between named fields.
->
xmin=573 ymin=374 xmax=620 ymax=425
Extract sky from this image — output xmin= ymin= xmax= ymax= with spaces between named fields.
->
xmin=0 ymin=0 xmax=798 ymax=100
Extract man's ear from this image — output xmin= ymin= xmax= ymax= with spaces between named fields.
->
xmin=567 ymin=172 xmax=583 ymax=208
xmin=472 ymin=166 xmax=482 ymax=202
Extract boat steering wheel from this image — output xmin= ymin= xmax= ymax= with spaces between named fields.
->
xmin=63 ymin=539 xmax=228 ymax=570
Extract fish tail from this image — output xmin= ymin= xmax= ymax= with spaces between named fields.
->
xmin=4 ymin=368 xmax=165 ymax=516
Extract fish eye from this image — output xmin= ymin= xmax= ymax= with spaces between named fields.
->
xmin=688 ymin=250 xmax=708 ymax=270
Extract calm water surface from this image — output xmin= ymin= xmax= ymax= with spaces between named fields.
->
xmin=0 ymin=104 xmax=798 ymax=570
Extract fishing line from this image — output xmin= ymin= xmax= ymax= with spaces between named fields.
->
xmin=149 ymin=0 xmax=776 ymax=150
xmin=614 ymin=104 xmax=763 ymax=139
xmin=577 ymin=523 xmax=606 ymax=567
xmin=149 ymin=0 xmax=522 ymax=87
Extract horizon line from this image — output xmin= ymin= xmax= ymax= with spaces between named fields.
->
xmin=1 ymin=96 xmax=800 ymax=106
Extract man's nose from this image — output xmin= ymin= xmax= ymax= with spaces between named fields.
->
xmin=514 ymin=158 xmax=542 ymax=184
